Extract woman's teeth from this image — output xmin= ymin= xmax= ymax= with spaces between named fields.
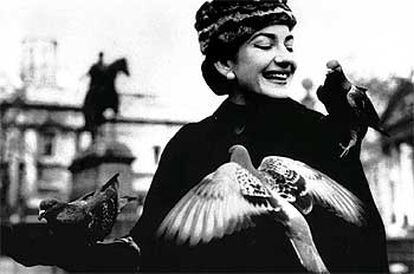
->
xmin=263 ymin=71 xmax=289 ymax=81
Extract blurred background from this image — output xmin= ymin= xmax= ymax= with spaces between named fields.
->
xmin=0 ymin=0 xmax=413 ymax=273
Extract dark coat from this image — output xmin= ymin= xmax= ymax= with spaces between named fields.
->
xmin=2 ymin=96 xmax=388 ymax=273
xmin=130 ymin=97 xmax=389 ymax=272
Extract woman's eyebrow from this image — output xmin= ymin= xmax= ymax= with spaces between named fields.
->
xmin=248 ymin=32 xmax=294 ymax=42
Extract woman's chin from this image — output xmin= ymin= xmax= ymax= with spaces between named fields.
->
xmin=260 ymin=85 xmax=292 ymax=99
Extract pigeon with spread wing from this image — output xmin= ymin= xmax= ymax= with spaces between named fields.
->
xmin=316 ymin=60 xmax=389 ymax=157
xmin=38 ymin=173 xmax=137 ymax=246
xmin=157 ymin=145 xmax=365 ymax=273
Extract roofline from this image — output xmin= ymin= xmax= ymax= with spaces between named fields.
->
xmin=0 ymin=101 xmax=81 ymax=112
xmin=0 ymin=101 xmax=190 ymax=126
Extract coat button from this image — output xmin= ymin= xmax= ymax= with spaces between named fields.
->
xmin=234 ymin=125 xmax=246 ymax=135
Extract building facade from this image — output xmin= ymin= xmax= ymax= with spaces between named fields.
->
xmin=0 ymin=38 xmax=189 ymax=242
xmin=361 ymin=78 xmax=414 ymax=272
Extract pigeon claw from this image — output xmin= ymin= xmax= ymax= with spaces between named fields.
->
xmin=339 ymin=143 xmax=352 ymax=158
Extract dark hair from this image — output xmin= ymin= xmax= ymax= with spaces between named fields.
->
xmin=201 ymin=57 xmax=231 ymax=96
xmin=201 ymin=31 xmax=252 ymax=96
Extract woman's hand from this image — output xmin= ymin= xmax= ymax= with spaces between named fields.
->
xmin=316 ymin=60 xmax=388 ymax=158
xmin=1 ymin=222 xmax=140 ymax=272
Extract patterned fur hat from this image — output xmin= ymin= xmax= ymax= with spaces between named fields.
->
xmin=195 ymin=0 xmax=296 ymax=56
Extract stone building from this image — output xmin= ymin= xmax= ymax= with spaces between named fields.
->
xmin=0 ymin=38 xmax=189 ymax=237
xmin=361 ymin=77 xmax=414 ymax=272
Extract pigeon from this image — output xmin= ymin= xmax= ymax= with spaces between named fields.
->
xmin=316 ymin=60 xmax=389 ymax=157
xmin=157 ymin=145 xmax=365 ymax=273
xmin=38 ymin=173 xmax=137 ymax=246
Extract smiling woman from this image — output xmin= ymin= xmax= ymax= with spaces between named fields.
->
xmin=130 ymin=0 xmax=389 ymax=272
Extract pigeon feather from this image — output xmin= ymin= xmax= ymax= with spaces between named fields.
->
xmin=157 ymin=145 xmax=367 ymax=273
xmin=258 ymin=156 xmax=365 ymax=225
xmin=38 ymin=173 xmax=136 ymax=245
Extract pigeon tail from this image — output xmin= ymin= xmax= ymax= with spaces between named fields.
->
xmin=289 ymin=236 xmax=329 ymax=273
xmin=101 ymin=173 xmax=120 ymax=191
xmin=273 ymin=195 xmax=329 ymax=273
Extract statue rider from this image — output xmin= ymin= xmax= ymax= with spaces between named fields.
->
xmin=88 ymin=52 xmax=106 ymax=90
xmin=82 ymin=52 xmax=108 ymax=137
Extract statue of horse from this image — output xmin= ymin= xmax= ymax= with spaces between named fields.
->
xmin=82 ymin=58 xmax=129 ymax=137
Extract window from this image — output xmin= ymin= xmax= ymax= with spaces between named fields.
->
xmin=41 ymin=132 xmax=56 ymax=156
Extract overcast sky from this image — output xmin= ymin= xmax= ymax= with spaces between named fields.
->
xmin=1 ymin=0 xmax=414 ymax=118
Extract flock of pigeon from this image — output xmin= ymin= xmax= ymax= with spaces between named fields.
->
xmin=38 ymin=61 xmax=388 ymax=273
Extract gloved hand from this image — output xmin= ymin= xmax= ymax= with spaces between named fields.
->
xmin=1 ymin=222 xmax=140 ymax=272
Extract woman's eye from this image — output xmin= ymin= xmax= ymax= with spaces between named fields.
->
xmin=254 ymin=43 xmax=273 ymax=50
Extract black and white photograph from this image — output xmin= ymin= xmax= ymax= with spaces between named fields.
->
xmin=0 ymin=0 xmax=413 ymax=273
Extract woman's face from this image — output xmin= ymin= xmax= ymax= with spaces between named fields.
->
xmin=230 ymin=24 xmax=297 ymax=99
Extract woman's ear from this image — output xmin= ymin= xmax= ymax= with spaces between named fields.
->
xmin=214 ymin=60 xmax=236 ymax=80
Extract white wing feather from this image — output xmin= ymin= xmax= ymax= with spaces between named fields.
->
xmin=260 ymin=156 xmax=365 ymax=225
xmin=157 ymin=162 xmax=270 ymax=246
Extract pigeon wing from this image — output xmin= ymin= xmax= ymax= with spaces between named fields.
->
xmin=358 ymin=91 xmax=389 ymax=135
xmin=72 ymin=174 xmax=119 ymax=203
xmin=88 ymin=192 xmax=119 ymax=243
xmin=157 ymin=162 xmax=274 ymax=247
xmin=260 ymin=156 xmax=365 ymax=226
xmin=100 ymin=173 xmax=120 ymax=192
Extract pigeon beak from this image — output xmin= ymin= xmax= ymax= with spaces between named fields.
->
xmin=38 ymin=210 xmax=46 ymax=221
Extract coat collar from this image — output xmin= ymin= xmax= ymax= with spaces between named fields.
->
xmin=212 ymin=96 xmax=308 ymax=124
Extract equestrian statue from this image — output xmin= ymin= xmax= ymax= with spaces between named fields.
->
xmin=82 ymin=52 xmax=130 ymax=139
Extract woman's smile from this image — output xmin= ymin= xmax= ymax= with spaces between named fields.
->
xmin=228 ymin=25 xmax=297 ymax=99
xmin=262 ymin=69 xmax=292 ymax=84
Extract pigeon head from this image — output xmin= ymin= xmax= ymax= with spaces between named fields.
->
xmin=38 ymin=198 xmax=66 ymax=221
xmin=228 ymin=145 xmax=255 ymax=170
xmin=326 ymin=60 xmax=341 ymax=72
xmin=324 ymin=59 xmax=352 ymax=92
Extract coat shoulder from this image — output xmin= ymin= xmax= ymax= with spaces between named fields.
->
xmin=172 ymin=116 xmax=216 ymax=142
xmin=294 ymin=101 xmax=326 ymax=122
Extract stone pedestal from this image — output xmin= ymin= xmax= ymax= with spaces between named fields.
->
xmin=68 ymin=122 xmax=138 ymax=238
xmin=68 ymin=141 xmax=135 ymax=199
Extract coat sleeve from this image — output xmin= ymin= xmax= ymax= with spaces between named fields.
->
xmin=310 ymin=111 xmax=389 ymax=273
xmin=1 ymin=222 xmax=140 ymax=272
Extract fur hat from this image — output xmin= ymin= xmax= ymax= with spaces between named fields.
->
xmin=195 ymin=0 xmax=296 ymax=56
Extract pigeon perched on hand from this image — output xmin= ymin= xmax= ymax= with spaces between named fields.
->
xmin=38 ymin=173 xmax=137 ymax=246
xmin=316 ymin=60 xmax=389 ymax=157
xmin=157 ymin=145 xmax=365 ymax=273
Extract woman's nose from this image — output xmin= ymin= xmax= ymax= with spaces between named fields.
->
xmin=274 ymin=50 xmax=295 ymax=70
